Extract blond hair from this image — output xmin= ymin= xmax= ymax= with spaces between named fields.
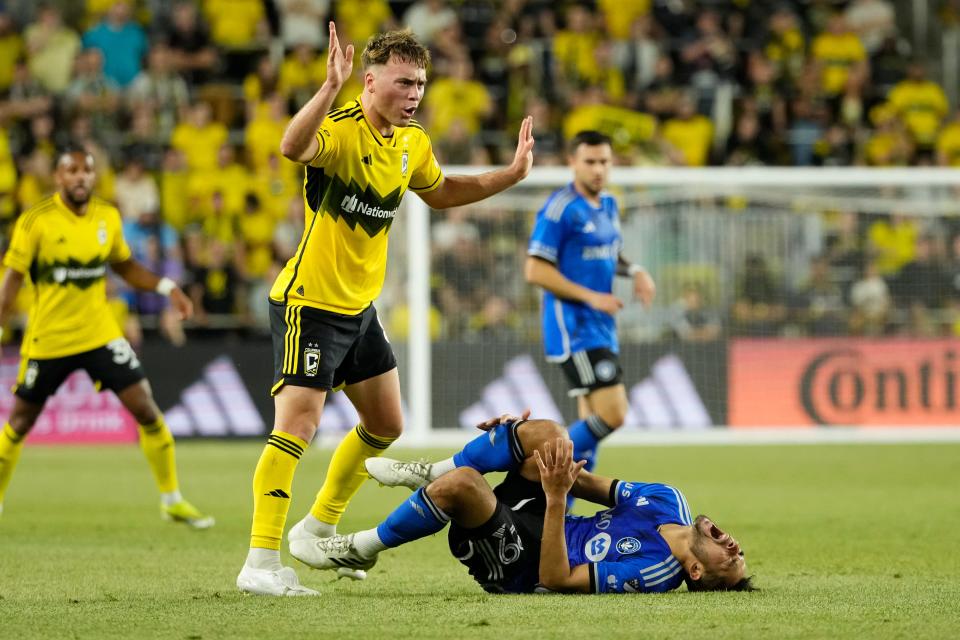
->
xmin=361 ymin=30 xmax=430 ymax=70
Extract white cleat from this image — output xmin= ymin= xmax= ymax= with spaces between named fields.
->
xmin=236 ymin=565 xmax=319 ymax=596
xmin=287 ymin=518 xmax=368 ymax=581
xmin=290 ymin=533 xmax=378 ymax=573
xmin=365 ymin=458 xmax=433 ymax=490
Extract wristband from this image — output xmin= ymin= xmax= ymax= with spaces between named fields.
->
xmin=627 ymin=264 xmax=644 ymax=277
xmin=155 ymin=277 xmax=177 ymax=297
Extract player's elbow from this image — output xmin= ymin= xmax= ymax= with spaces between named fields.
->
xmin=279 ymin=139 xmax=303 ymax=163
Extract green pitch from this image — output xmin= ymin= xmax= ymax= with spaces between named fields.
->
xmin=1 ymin=441 xmax=958 ymax=639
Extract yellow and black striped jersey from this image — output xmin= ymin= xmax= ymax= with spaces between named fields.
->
xmin=3 ymin=193 xmax=130 ymax=359
xmin=269 ymin=96 xmax=443 ymax=315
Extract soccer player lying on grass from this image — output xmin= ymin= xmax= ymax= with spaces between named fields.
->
xmin=291 ymin=414 xmax=753 ymax=593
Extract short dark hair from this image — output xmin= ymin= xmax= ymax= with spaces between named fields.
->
xmin=686 ymin=574 xmax=757 ymax=593
xmin=568 ymin=130 xmax=612 ymax=155
xmin=56 ymin=141 xmax=93 ymax=164
xmin=361 ymin=30 xmax=430 ymax=70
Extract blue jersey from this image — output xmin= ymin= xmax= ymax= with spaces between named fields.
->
xmin=564 ymin=482 xmax=694 ymax=594
xmin=528 ymin=184 xmax=621 ymax=360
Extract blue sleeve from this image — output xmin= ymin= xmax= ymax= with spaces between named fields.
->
xmin=614 ymin=481 xmax=693 ymax=526
xmin=590 ymin=558 xmax=683 ymax=594
xmin=527 ymin=200 xmax=569 ymax=264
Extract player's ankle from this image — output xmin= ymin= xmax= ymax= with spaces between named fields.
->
xmin=246 ymin=547 xmax=283 ymax=571
xmin=303 ymin=513 xmax=336 ymax=537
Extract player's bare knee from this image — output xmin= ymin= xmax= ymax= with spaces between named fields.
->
xmin=8 ymin=411 xmax=38 ymax=436
xmin=426 ymin=467 xmax=484 ymax=512
xmin=517 ymin=419 xmax=567 ymax=458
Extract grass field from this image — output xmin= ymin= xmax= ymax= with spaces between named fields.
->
xmin=1 ymin=441 xmax=958 ymax=639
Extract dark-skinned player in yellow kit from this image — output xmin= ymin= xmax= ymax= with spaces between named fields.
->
xmin=0 ymin=143 xmax=213 ymax=528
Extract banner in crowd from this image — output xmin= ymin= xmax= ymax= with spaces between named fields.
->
xmin=729 ymin=338 xmax=960 ymax=427
xmin=2 ymin=338 xmax=728 ymax=443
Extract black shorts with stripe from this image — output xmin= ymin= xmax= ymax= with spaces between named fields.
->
xmin=269 ymin=301 xmax=397 ymax=395
xmin=14 ymin=339 xmax=146 ymax=405
xmin=559 ymin=348 xmax=623 ymax=397
xmin=447 ymin=472 xmax=547 ymax=594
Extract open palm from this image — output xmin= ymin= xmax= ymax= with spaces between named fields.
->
xmin=326 ymin=21 xmax=354 ymax=87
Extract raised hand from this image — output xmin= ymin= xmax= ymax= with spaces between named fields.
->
xmin=534 ymin=438 xmax=586 ymax=500
xmin=326 ymin=21 xmax=354 ymax=89
xmin=510 ymin=116 xmax=535 ymax=181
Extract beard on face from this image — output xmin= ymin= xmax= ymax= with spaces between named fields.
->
xmin=64 ymin=185 xmax=91 ymax=207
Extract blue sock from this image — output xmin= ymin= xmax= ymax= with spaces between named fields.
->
xmin=452 ymin=421 xmax=525 ymax=474
xmin=376 ymin=488 xmax=450 ymax=548
xmin=568 ymin=416 xmax=613 ymax=474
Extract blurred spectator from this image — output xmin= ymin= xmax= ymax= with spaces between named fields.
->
xmin=202 ymin=0 xmax=268 ymax=49
xmin=333 ymin=0 xmax=394 ymax=47
xmin=0 ymin=126 xmax=16 ymax=221
xmin=272 ymin=196 xmax=305 ymax=262
xmin=811 ymin=13 xmax=867 ymax=98
xmin=937 ymin=110 xmax=960 ymax=166
xmin=170 ymin=101 xmax=228 ymax=172
xmin=188 ymin=237 xmax=244 ymax=323
xmin=250 ymin=153 xmax=299 ymax=218
xmin=891 ymin=235 xmax=951 ymax=313
xmin=613 ymin=14 xmax=660 ymax=98
xmin=813 ymin=124 xmax=855 ymax=166
xmin=725 ymin=110 xmax=777 ymax=166
xmin=82 ymin=1 xmax=148 ymax=88
xmin=552 ymin=4 xmax=600 ymax=91
xmin=275 ymin=0 xmax=329 ymax=49
xmin=870 ymin=34 xmax=909 ymax=93
xmin=6 ymin=59 xmax=53 ymax=125
xmin=597 ymin=0 xmax=650 ymax=42
xmin=844 ymin=0 xmax=896 ymax=55
xmin=792 ymin=255 xmax=847 ymax=336
xmin=403 ymin=0 xmax=457 ymax=46
xmin=678 ymin=10 xmax=736 ymax=114
xmin=563 ymin=87 xmax=657 ymax=160
xmin=887 ymin=63 xmax=948 ymax=160
xmin=765 ymin=5 xmax=805 ymax=85
xmin=661 ymin=94 xmax=713 ymax=166
xmin=65 ymin=48 xmax=122 ymax=149
xmin=128 ymin=42 xmax=190 ymax=141
xmin=165 ymin=1 xmax=218 ymax=84
xmin=243 ymin=55 xmax=281 ymax=109
xmin=642 ymin=53 xmax=683 ymax=119
xmin=198 ymin=143 xmax=249 ymax=217
xmin=114 ymin=154 xmax=159 ymax=221
xmin=849 ymin=258 xmax=890 ymax=335
xmin=15 ymin=149 xmax=53 ymax=210
xmin=238 ymin=192 xmax=275 ymax=278
xmin=667 ymin=282 xmax=721 ymax=341
xmin=867 ymin=213 xmax=918 ymax=275
xmin=0 ymin=12 xmax=23 ymax=92
xmin=279 ymin=44 xmax=323 ymax=107
xmin=863 ymin=104 xmax=913 ymax=166
xmin=245 ymin=93 xmax=290 ymax=170
xmin=424 ymin=57 xmax=491 ymax=142
xmin=732 ymin=253 xmax=786 ymax=336
xmin=159 ymin=147 xmax=190 ymax=230
xmin=24 ymin=5 xmax=81 ymax=94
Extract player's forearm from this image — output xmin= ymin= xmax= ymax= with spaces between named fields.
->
xmin=112 ymin=259 xmax=168 ymax=293
xmin=538 ymin=496 xmax=577 ymax=590
xmin=616 ymin=254 xmax=646 ymax=278
xmin=571 ymin=472 xmax=617 ymax=507
xmin=280 ymin=80 xmax=341 ymax=163
xmin=0 ymin=268 xmax=24 ymax=327
xmin=524 ymin=257 xmax=596 ymax=305
xmin=419 ymin=169 xmax=521 ymax=209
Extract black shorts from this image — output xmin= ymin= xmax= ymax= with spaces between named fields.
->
xmin=13 ymin=339 xmax=146 ymax=405
xmin=559 ymin=348 xmax=623 ymax=397
xmin=448 ymin=471 xmax=547 ymax=594
xmin=269 ymin=301 xmax=397 ymax=394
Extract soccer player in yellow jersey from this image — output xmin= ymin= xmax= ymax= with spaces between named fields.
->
xmin=236 ymin=23 xmax=535 ymax=596
xmin=0 ymin=144 xmax=213 ymax=527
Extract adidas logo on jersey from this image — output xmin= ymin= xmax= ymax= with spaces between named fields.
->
xmin=361 ymin=154 xmax=373 ymax=165
xmin=582 ymin=221 xmax=596 ymax=233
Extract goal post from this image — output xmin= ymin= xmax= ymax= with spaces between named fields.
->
xmin=386 ymin=168 xmax=960 ymax=447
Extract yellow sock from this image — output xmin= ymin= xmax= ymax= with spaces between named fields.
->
xmin=251 ymin=430 xmax=308 ymax=550
xmin=138 ymin=416 xmax=179 ymax=494
xmin=0 ymin=423 xmax=25 ymax=505
xmin=310 ymin=423 xmax=396 ymax=525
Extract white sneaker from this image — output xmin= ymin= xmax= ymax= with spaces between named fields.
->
xmin=287 ymin=518 xmax=368 ymax=581
xmin=290 ymin=533 xmax=378 ymax=572
xmin=236 ymin=564 xmax=319 ymax=596
xmin=365 ymin=458 xmax=433 ymax=490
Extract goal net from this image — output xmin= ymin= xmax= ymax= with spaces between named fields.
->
xmin=371 ymin=167 xmax=960 ymax=445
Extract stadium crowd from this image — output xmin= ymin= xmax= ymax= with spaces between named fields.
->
xmin=1 ymin=0 xmax=959 ymax=344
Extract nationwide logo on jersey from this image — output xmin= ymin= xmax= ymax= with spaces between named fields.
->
xmin=32 ymin=258 xmax=107 ymax=289
xmin=616 ymin=537 xmax=642 ymax=555
xmin=305 ymin=167 xmax=402 ymax=238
